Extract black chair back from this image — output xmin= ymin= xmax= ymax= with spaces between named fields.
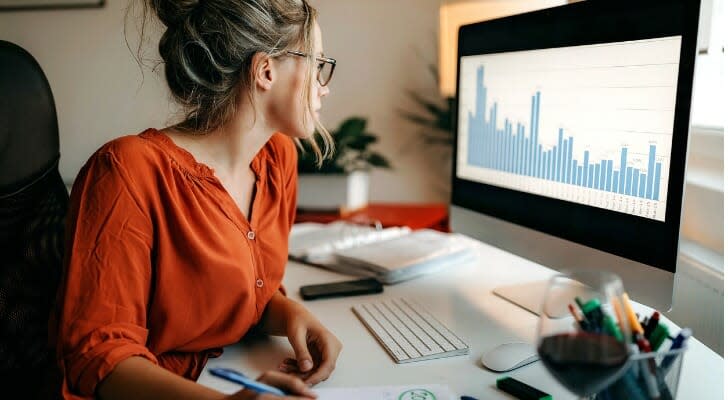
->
xmin=0 ymin=40 xmax=68 ymax=398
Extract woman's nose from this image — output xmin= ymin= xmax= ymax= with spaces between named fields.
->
xmin=319 ymin=84 xmax=330 ymax=98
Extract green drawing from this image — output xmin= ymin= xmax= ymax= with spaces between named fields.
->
xmin=398 ymin=388 xmax=437 ymax=400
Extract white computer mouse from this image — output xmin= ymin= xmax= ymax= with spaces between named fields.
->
xmin=480 ymin=342 xmax=540 ymax=372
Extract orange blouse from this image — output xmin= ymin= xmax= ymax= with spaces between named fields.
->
xmin=53 ymin=129 xmax=297 ymax=399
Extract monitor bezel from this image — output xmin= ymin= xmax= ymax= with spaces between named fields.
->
xmin=451 ymin=0 xmax=701 ymax=273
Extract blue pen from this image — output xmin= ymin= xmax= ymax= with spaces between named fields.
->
xmin=660 ymin=328 xmax=692 ymax=371
xmin=209 ymin=367 xmax=286 ymax=396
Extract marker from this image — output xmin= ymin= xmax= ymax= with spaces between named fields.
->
xmin=580 ymin=298 xmax=604 ymax=332
xmin=644 ymin=312 xmax=660 ymax=337
xmin=661 ymin=328 xmax=692 ymax=371
xmin=621 ymin=293 xmax=644 ymax=336
xmin=602 ymin=313 xmax=624 ymax=342
xmin=568 ymin=303 xmax=590 ymax=331
xmin=636 ymin=339 xmax=660 ymax=400
xmin=209 ymin=367 xmax=286 ymax=396
xmin=648 ymin=323 xmax=670 ymax=351
xmin=496 ymin=376 xmax=552 ymax=400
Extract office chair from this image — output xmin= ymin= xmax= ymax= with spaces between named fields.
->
xmin=0 ymin=40 xmax=68 ymax=397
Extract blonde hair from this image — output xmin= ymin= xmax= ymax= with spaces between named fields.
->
xmin=136 ymin=0 xmax=333 ymax=164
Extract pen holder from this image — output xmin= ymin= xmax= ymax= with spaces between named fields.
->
xmin=596 ymin=347 xmax=687 ymax=400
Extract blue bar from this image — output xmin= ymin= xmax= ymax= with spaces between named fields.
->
xmin=551 ymin=149 xmax=556 ymax=181
xmin=567 ymin=137 xmax=574 ymax=184
xmin=520 ymin=126 xmax=527 ymax=175
xmin=631 ymin=171 xmax=639 ymax=196
xmin=646 ymin=145 xmax=656 ymax=199
xmin=489 ymin=104 xmax=497 ymax=168
xmin=595 ymin=164 xmax=601 ymax=190
xmin=612 ymin=171 xmax=618 ymax=193
xmin=578 ymin=166 xmax=583 ymax=187
xmin=600 ymin=160 xmax=607 ymax=190
xmin=495 ymin=124 xmax=501 ymax=171
xmin=571 ymin=160 xmax=577 ymax=184
xmin=513 ymin=122 xmax=523 ymax=174
xmin=639 ymin=173 xmax=646 ymax=198
xmin=547 ymin=151 xmax=552 ymax=180
xmin=606 ymin=160 xmax=613 ymax=191
xmin=583 ymin=151 xmax=590 ymax=186
xmin=589 ymin=164 xmax=595 ymax=188
xmin=537 ymin=145 xmax=543 ymax=178
xmin=533 ymin=93 xmax=541 ymax=177
xmin=523 ymin=139 xmax=531 ymax=176
xmin=619 ymin=148 xmax=627 ymax=194
xmin=653 ymin=163 xmax=662 ymax=200
xmin=528 ymin=95 xmax=535 ymax=177
xmin=492 ymin=126 xmax=498 ymax=170
xmin=557 ymin=129 xmax=564 ymax=183
xmin=504 ymin=127 xmax=509 ymax=172
xmin=510 ymin=123 xmax=516 ymax=174
xmin=561 ymin=139 xmax=568 ymax=183
xmin=626 ymin=167 xmax=633 ymax=194
xmin=498 ymin=127 xmax=505 ymax=172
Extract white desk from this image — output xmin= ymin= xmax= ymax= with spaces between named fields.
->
xmin=199 ymin=236 xmax=724 ymax=399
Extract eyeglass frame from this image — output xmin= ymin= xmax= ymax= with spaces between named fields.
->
xmin=286 ymin=50 xmax=337 ymax=87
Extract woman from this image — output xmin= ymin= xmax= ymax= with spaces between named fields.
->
xmin=53 ymin=0 xmax=341 ymax=399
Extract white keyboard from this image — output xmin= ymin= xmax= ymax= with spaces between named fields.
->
xmin=352 ymin=298 xmax=469 ymax=363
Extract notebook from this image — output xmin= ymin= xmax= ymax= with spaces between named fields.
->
xmin=289 ymin=222 xmax=475 ymax=284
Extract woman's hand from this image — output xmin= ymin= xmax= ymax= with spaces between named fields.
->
xmin=258 ymin=292 xmax=342 ymax=386
xmin=225 ymin=370 xmax=317 ymax=399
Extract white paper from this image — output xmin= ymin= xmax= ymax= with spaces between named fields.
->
xmin=314 ymin=384 xmax=457 ymax=400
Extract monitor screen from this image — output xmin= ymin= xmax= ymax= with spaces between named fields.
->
xmin=457 ymin=36 xmax=682 ymax=222
xmin=450 ymin=0 xmax=700 ymax=309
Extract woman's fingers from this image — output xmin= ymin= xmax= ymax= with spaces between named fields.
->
xmin=257 ymin=370 xmax=317 ymax=398
xmin=302 ymin=335 xmax=342 ymax=385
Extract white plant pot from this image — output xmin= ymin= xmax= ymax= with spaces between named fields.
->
xmin=297 ymin=170 xmax=369 ymax=212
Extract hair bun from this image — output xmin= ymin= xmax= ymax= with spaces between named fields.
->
xmin=149 ymin=0 xmax=200 ymax=27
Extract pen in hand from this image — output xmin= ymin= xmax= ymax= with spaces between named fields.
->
xmin=209 ymin=367 xmax=318 ymax=398
xmin=210 ymin=367 xmax=286 ymax=396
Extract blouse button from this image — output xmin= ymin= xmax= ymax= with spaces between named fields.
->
xmin=256 ymin=279 xmax=264 ymax=288
xmin=247 ymin=231 xmax=256 ymax=240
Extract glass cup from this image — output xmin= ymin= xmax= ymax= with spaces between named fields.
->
xmin=536 ymin=270 xmax=633 ymax=399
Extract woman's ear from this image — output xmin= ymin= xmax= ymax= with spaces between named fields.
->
xmin=252 ymin=52 xmax=275 ymax=91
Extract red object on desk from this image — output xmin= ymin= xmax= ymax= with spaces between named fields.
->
xmin=295 ymin=203 xmax=450 ymax=232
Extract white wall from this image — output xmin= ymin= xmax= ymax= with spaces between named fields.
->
xmin=310 ymin=0 xmax=446 ymax=202
xmin=0 ymin=0 xmax=450 ymax=202
xmin=0 ymin=1 xmax=172 ymax=185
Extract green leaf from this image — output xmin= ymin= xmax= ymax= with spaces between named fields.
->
xmin=347 ymin=134 xmax=378 ymax=150
xmin=398 ymin=110 xmax=436 ymax=126
xmin=406 ymin=90 xmax=447 ymax=118
xmin=336 ymin=117 xmax=367 ymax=142
xmin=366 ymin=152 xmax=392 ymax=169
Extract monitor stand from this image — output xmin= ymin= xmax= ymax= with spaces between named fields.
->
xmin=493 ymin=281 xmax=549 ymax=316
xmin=493 ymin=280 xmax=588 ymax=318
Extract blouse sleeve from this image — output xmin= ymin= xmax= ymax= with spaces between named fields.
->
xmin=56 ymin=149 xmax=157 ymax=397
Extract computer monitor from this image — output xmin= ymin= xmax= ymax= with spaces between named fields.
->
xmin=450 ymin=0 xmax=701 ymax=313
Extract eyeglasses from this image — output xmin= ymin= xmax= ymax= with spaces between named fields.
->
xmin=286 ymin=50 xmax=336 ymax=87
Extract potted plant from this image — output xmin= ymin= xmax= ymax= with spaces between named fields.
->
xmin=297 ymin=117 xmax=391 ymax=213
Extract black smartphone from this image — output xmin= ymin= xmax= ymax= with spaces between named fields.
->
xmin=299 ymin=278 xmax=383 ymax=301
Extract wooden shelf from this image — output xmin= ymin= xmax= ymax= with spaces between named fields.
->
xmin=295 ymin=203 xmax=449 ymax=232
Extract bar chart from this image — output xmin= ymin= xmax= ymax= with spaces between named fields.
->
xmin=456 ymin=37 xmax=681 ymax=221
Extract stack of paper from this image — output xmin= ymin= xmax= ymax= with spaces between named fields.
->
xmin=289 ymin=223 xmax=475 ymax=284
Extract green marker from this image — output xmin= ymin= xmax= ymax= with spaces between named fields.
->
xmin=602 ymin=314 xmax=624 ymax=342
